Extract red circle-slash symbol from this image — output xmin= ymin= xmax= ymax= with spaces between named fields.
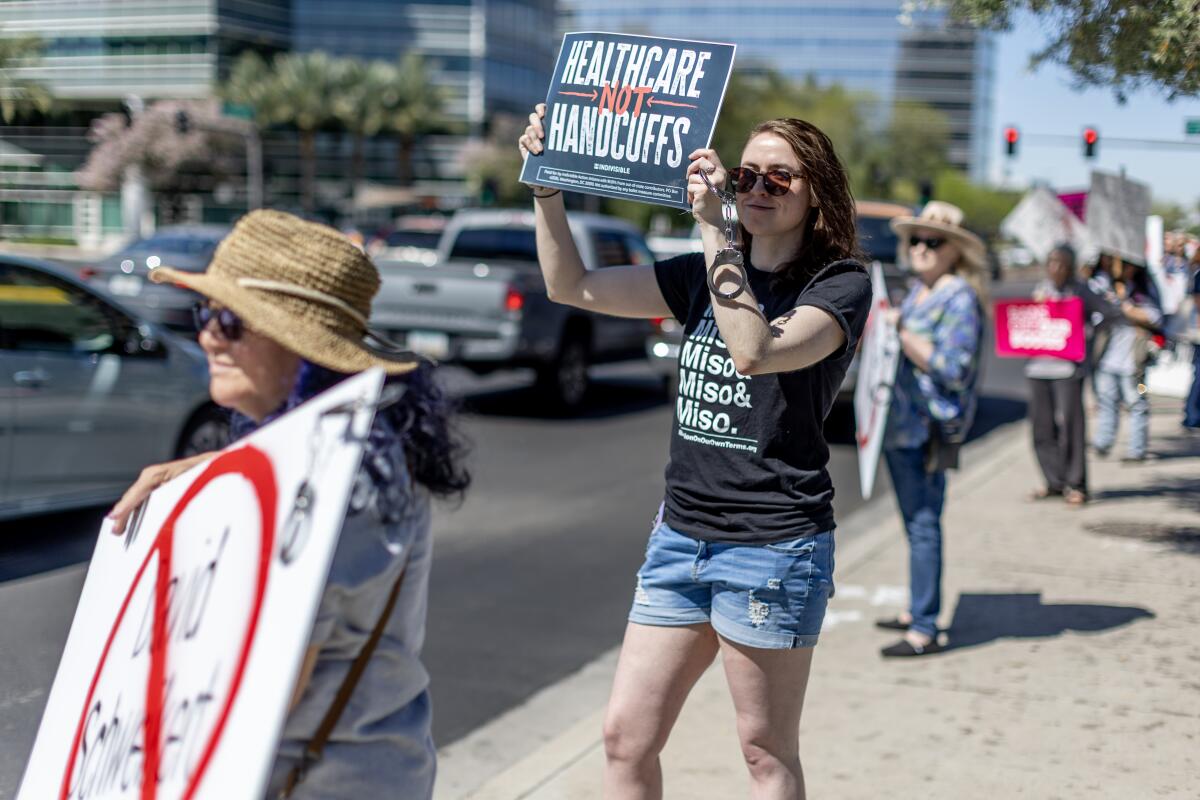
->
xmin=59 ymin=446 xmax=278 ymax=800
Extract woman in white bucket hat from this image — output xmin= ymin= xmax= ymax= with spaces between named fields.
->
xmin=876 ymin=201 xmax=986 ymax=658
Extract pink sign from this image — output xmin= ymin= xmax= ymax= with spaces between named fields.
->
xmin=994 ymin=297 xmax=1086 ymax=362
xmin=1057 ymin=191 xmax=1087 ymax=221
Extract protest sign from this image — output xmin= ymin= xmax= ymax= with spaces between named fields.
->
xmin=519 ymin=31 xmax=735 ymax=209
xmin=994 ymin=298 xmax=1086 ymax=362
xmin=1144 ymin=214 xmax=1190 ymax=317
xmin=19 ymin=369 xmax=384 ymax=800
xmin=1085 ymin=170 xmax=1151 ymax=264
xmin=1001 ymin=187 xmax=1096 ymax=264
xmin=854 ymin=263 xmax=900 ymax=500
xmin=1057 ymin=191 xmax=1087 ymax=221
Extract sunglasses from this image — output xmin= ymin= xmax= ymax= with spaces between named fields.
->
xmin=192 ymin=303 xmax=244 ymax=340
xmin=908 ymin=235 xmax=947 ymax=250
xmin=727 ymin=166 xmax=799 ymax=197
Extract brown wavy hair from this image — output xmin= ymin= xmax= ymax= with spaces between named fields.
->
xmin=737 ymin=118 xmax=864 ymax=285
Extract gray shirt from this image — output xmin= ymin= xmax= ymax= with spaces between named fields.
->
xmin=265 ymin=432 xmax=435 ymax=800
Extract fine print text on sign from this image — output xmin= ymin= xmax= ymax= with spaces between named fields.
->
xmin=994 ymin=298 xmax=1086 ymax=362
xmin=520 ymin=31 xmax=735 ymax=209
xmin=19 ymin=369 xmax=384 ymax=800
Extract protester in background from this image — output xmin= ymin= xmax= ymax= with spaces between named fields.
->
xmin=1183 ymin=248 xmax=1200 ymax=431
xmin=520 ymin=106 xmax=871 ymax=799
xmin=1026 ymin=244 xmax=1122 ymax=506
xmin=107 ymin=210 xmax=469 ymax=799
xmin=877 ymin=202 xmax=986 ymax=658
xmin=1089 ymin=256 xmax=1163 ymax=462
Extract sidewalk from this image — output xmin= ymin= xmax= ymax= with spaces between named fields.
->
xmin=440 ymin=404 xmax=1200 ymax=799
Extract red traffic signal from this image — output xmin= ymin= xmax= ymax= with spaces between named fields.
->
xmin=1003 ymin=126 xmax=1019 ymax=156
xmin=1083 ymin=127 xmax=1098 ymax=158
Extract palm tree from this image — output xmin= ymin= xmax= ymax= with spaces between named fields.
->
xmin=0 ymin=34 xmax=52 ymax=123
xmin=386 ymin=52 xmax=450 ymax=186
xmin=223 ymin=51 xmax=340 ymax=212
xmin=269 ymin=52 xmax=341 ymax=212
xmin=223 ymin=51 xmax=279 ymax=128
xmin=332 ymin=58 xmax=396 ymax=189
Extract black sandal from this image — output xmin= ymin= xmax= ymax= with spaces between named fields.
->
xmin=880 ymin=638 xmax=944 ymax=658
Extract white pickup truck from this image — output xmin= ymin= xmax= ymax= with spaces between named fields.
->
xmin=370 ymin=209 xmax=658 ymax=411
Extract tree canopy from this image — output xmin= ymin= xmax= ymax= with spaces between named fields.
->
xmin=75 ymin=100 xmax=242 ymax=223
xmin=928 ymin=0 xmax=1200 ymax=99
xmin=0 ymin=33 xmax=52 ymax=122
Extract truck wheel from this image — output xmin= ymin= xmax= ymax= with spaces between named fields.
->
xmin=536 ymin=334 xmax=590 ymax=412
xmin=176 ymin=405 xmax=231 ymax=458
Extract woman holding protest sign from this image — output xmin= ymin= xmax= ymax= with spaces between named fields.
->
xmin=875 ymin=202 xmax=985 ymax=658
xmin=1025 ymin=244 xmax=1121 ymax=506
xmin=1088 ymin=255 xmax=1164 ymax=462
xmin=520 ymin=104 xmax=870 ymax=798
xmin=108 ymin=210 xmax=469 ymax=799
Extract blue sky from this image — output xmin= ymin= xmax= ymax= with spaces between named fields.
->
xmin=989 ymin=13 xmax=1200 ymax=208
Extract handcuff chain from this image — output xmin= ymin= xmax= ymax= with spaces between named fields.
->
xmin=698 ymin=168 xmax=747 ymax=300
xmin=698 ymin=169 xmax=737 ymax=249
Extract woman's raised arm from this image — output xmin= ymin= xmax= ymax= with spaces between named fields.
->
xmin=519 ymin=104 xmax=672 ymax=320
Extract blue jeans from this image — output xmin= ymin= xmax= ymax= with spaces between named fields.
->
xmin=884 ymin=446 xmax=946 ymax=638
xmin=629 ymin=521 xmax=836 ymax=649
xmin=1185 ymin=345 xmax=1200 ymax=428
xmin=1092 ymin=368 xmax=1148 ymax=458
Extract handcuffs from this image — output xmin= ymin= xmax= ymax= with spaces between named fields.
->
xmin=698 ymin=168 xmax=749 ymax=300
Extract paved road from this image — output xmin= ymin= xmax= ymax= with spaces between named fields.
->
xmin=0 ymin=281 xmax=1034 ymax=792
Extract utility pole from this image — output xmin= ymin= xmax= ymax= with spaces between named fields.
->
xmin=178 ymin=107 xmax=264 ymax=212
xmin=120 ymin=94 xmax=153 ymax=240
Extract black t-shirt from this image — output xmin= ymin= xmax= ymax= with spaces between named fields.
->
xmin=654 ymin=252 xmax=871 ymax=544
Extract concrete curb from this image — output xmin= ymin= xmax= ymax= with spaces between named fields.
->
xmin=435 ymin=418 xmax=1032 ymax=800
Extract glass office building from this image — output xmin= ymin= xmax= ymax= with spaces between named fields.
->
xmin=0 ymin=0 xmax=290 ymax=102
xmin=559 ymin=0 xmax=995 ymax=180
xmin=0 ymin=0 xmax=559 ymax=239
xmin=291 ymin=0 xmax=555 ymax=128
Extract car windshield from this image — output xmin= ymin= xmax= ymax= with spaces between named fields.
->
xmin=448 ymin=227 xmax=539 ymax=263
xmin=857 ymin=216 xmax=900 ymax=263
xmin=386 ymin=230 xmax=441 ymax=249
xmin=122 ymin=235 xmax=221 ymax=258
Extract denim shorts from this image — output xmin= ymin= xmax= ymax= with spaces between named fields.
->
xmin=628 ymin=519 xmax=836 ymax=649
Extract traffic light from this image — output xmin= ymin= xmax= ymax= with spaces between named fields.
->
xmin=175 ymin=110 xmax=191 ymax=135
xmin=1083 ymin=127 xmax=1098 ymax=158
xmin=1004 ymin=126 xmax=1019 ymax=157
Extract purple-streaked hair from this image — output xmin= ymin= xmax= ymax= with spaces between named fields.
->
xmin=230 ymin=360 xmax=470 ymax=499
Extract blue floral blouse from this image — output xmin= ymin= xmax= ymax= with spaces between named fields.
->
xmin=885 ymin=274 xmax=983 ymax=450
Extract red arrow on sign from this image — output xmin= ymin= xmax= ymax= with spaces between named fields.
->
xmin=558 ymin=89 xmax=598 ymax=101
xmin=648 ymin=96 xmax=698 ymax=110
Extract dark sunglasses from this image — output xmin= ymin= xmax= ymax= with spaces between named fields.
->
xmin=192 ymin=303 xmax=244 ymax=340
xmin=908 ymin=235 xmax=947 ymax=250
xmin=727 ymin=166 xmax=798 ymax=197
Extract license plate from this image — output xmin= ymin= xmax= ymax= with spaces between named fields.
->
xmin=107 ymin=274 xmax=143 ymax=297
xmin=407 ymin=331 xmax=450 ymax=360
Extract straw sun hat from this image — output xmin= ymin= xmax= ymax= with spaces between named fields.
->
xmin=889 ymin=201 xmax=986 ymax=271
xmin=150 ymin=209 xmax=420 ymax=375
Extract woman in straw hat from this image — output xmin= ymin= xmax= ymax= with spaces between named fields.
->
xmin=521 ymin=105 xmax=872 ymax=798
xmin=875 ymin=201 xmax=986 ymax=658
xmin=107 ymin=209 xmax=469 ymax=798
